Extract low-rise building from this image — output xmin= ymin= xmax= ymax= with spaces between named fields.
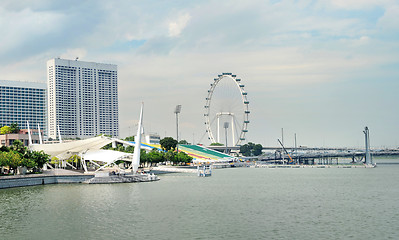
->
xmin=0 ymin=129 xmax=41 ymax=147
xmin=144 ymin=133 xmax=161 ymax=145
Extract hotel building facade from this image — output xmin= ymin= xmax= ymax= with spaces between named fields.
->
xmin=0 ymin=80 xmax=46 ymax=135
xmin=47 ymin=58 xmax=119 ymax=139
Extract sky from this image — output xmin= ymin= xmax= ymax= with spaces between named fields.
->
xmin=0 ymin=0 xmax=398 ymax=148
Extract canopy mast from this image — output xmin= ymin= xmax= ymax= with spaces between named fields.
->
xmin=132 ymin=102 xmax=144 ymax=173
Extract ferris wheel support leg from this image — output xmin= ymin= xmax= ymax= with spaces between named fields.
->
xmin=231 ymin=116 xmax=235 ymax=146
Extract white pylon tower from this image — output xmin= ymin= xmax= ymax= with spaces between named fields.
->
xmin=37 ymin=124 xmax=43 ymax=144
xmin=27 ymin=121 xmax=32 ymax=146
xmin=132 ymin=102 xmax=144 ymax=173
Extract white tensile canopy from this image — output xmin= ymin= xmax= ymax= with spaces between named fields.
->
xmin=83 ymin=149 xmax=133 ymax=172
xmin=83 ymin=149 xmax=132 ymax=164
xmin=30 ymin=135 xmax=113 ymax=159
xmin=30 ymin=135 xmax=137 ymax=172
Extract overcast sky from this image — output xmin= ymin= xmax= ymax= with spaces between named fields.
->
xmin=0 ymin=0 xmax=398 ymax=148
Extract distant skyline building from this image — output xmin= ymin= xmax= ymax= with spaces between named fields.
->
xmin=144 ymin=133 xmax=161 ymax=145
xmin=47 ymin=58 xmax=119 ymax=139
xmin=0 ymin=80 xmax=46 ymax=135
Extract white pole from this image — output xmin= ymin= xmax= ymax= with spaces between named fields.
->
xmin=224 ymin=122 xmax=228 ymax=150
xmin=27 ymin=121 xmax=32 ymax=146
xmin=38 ymin=124 xmax=43 ymax=144
xmin=132 ymin=102 xmax=144 ymax=173
xmin=294 ymin=133 xmax=297 ymax=164
xmin=281 ymin=128 xmax=284 ymax=163
xmin=57 ymin=125 xmax=62 ymax=143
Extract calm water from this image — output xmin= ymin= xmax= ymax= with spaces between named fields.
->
xmin=1 ymin=157 xmax=399 ymax=240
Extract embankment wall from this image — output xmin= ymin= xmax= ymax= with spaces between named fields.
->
xmin=0 ymin=175 xmax=94 ymax=189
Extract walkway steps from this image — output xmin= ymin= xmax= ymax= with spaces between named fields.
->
xmin=179 ymin=145 xmax=233 ymax=161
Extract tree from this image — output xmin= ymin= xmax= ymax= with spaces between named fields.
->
xmin=21 ymin=157 xmax=36 ymax=169
xmin=178 ymin=140 xmax=189 ymax=145
xmin=11 ymin=140 xmax=27 ymax=155
xmin=31 ymin=151 xmax=49 ymax=168
xmin=210 ymin=142 xmax=224 ymax=146
xmin=0 ymin=140 xmax=49 ymax=172
xmin=0 ymin=145 xmax=9 ymax=152
xmin=101 ymin=143 xmax=113 ymax=150
xmin=240 ymin=144 xmax=251 ymax=156
xmin=116 ymin=144 xmax=125 ymax=152
xmin=0 ymin=152 xmax=6 ymax=167
xmin=0 ymin=126 xmax=12 ymax=135
xmin=125 ymin=145 xmax=134 ymax=153
xmin=176 ymin=151 xmax=193 ymax=165
xmin=140 ymin=149 xmax=149 ymax=165
xmin=10 ymin=123 xmax=20 ymax=133
xmin=124 ymin=136 xmax=134 ymax=141
xmin=5 ymin=151 xmax=22 ymax=174
xmin=160 ymin=137 xmax=177 ymax=151
xmin=164 ymin=150 xmax=176 ymax=164
xmin=240 ymin=142 xmax=263 ymax=157
xmin=50 ymin=156 xmax=60 ymax=165
xmin=147 ymin=149 xmax=164 ymax=166
xmin=67 ymin=154 xmax=80 ymax=168
xmin=253 ymin=144 xmax=263 ymax=156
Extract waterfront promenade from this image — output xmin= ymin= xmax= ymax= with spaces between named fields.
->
xmin=0 ymin=168 xmax=160 ymax=189
xmin=0 ymin=169 xmax=94 ymax=189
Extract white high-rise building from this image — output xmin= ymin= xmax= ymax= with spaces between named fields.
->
xmin=0 ymin=80 xmax=47 ymax=135
xmin=47 ymin=58 xmax=119 ymax=139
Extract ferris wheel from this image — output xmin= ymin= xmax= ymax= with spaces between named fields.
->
xmin=204 ymin=73 xmax=249 ymax=146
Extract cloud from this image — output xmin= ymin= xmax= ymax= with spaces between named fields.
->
xmin=0 ymin=0 xmax=399 ymax=147
xmin=377 ymin=5 xmax=399 ymax=31
xmin=60 ymin=48 xmax=88 ymax=60
xmin=0 ymin=6 xmax=64 ymax=55
xmin=330 ymin=0 xmax=393 ymax=9
xmin=168 ymin=13 xmax=191 ymax=37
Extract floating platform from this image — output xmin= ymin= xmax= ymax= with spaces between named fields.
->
xmin=197 ymin=165 xmax=212 ymax=177
xmin=83 ymin=172 xmax=159 ymax=184
xmin=150 ymin=166 xmax=197 ymax=174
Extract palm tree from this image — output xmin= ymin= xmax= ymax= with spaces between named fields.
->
xmin=10 ymin=123 xmax=20 ymax=133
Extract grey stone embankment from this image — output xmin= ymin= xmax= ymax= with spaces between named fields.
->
xmin=0 ymin=169 xmax=94 ymax=189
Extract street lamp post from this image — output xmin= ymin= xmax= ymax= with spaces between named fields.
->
xmin=174 ymin=105 xmax=182 ymax=156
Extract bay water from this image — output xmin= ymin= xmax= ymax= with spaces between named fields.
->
xmin=1 ymin=157 xmax=399 ymax=239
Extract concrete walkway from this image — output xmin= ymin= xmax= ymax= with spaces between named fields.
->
xmin=0 ymin=169 xmax=91 ymax=180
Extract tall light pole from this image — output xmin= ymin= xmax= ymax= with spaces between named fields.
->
xmin=224 ymin=122 xmax=229 ymax=153
xmin=281 ymin=128 xmax=284 ymax=163
xmin=294 ymin=133 xmax=297 ymax=164
xmin=175 ymin=105 xmax=182 ymax=155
